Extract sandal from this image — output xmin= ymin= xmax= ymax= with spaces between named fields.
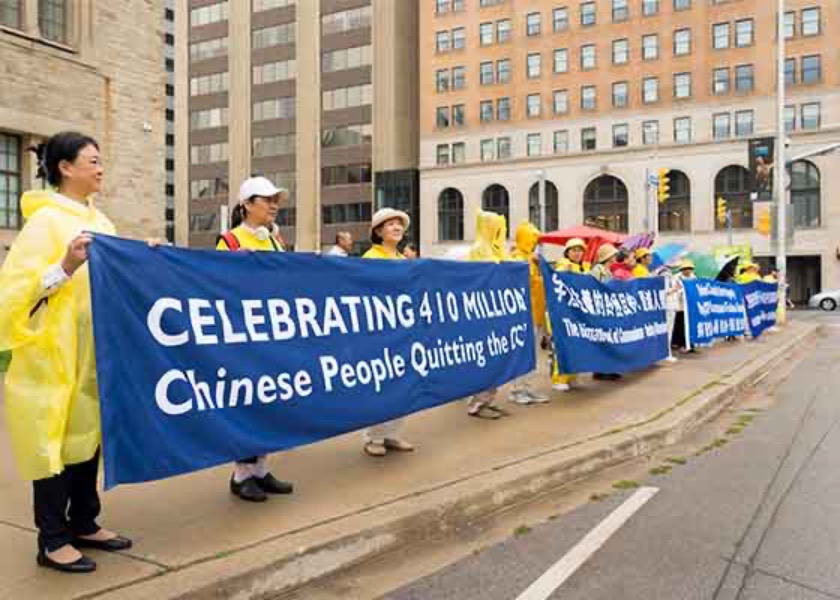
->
xmin=468 ymin=405 xmax=501 ymax=419
xmin=364 ymin=441 xmax=387 ymax=457
xmin=485 ymin=405 xmax=512 ymax=417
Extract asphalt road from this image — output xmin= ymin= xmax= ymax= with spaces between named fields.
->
xmin=385 ymin=315 xmax=840 ymax=600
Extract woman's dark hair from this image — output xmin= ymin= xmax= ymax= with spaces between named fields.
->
xmin=615 ymin=250 xmax=629 ymax=263
xmin=31 ymin=131 xmax=99 ymax=187
xmin=230 ymin=202 xmax=248 ymax=229
xmin=371 ymin=225 xmax=384 ymax=245
xmin=404 ymin=242 xmax=418 ymax=255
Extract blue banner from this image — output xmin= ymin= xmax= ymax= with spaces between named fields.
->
xmin=741 ymin=281 xmax=778 ymax=338
xmin=89 ymin=236 xmax=535 ymax=488
xmin=682 ymin=279 xmax=747 ymax=346
xmin=540 ymin=261 xmax=670 ymax=374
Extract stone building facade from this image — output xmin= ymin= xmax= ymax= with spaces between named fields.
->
xmin=0 ymin=1 xmax=167 ymax=263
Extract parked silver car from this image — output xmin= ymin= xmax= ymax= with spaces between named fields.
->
xmin=809 ymin=290 xmax=840 ymax=311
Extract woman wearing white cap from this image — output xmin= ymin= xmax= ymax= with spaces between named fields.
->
xmin=361 ymin=208 xmax=416 ymax=457
xmin=217 ymin=176 xmax=294 ymax=502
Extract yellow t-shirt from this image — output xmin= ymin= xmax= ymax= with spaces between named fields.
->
xmin=632 ymin=264 xmax=650 ymax=278
xmin=362 ymin=244 xmax=405 ymax=260
xmin=216 ymin=225 xmax=283 ymax=252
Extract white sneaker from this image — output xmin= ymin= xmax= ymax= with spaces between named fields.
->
xmin=526 ymin=390 xmax=551 ymax=403
xmin=663 ymin=355 xmax=678 ymax=363
xmin=552 ymin=383 xmax=571 ymax=392
xmin=509 ymin=390 xmax=535 ymax=405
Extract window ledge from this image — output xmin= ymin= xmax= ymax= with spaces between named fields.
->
xmin=0 ymin=25 xmax=75 ymax=54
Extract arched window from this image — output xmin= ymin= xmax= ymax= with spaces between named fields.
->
xmin=528 ymin=181 xmax=559 ymax=231
xmin=658 ymin=170 xmax=691 ymax=233
xmin=790 ymin=160 xmax=820 ymax=228
xmin=437 ymin=188 xmax=464 ymax=241
xmin=482 ymin=183 xmax=510 ymax=237
xmin=714 ymin=165 xmax=752 ymax=230
xmin=583 ymin=175 xmax=628 ymax=233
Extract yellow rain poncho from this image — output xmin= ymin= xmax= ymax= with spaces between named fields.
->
xmin=509 ymin=221 xmax=545 ymax=327
xmin=0 ymin=190 xmax=115 ymax=480
xmin=468 ymin=210 xmax=507 ymax=263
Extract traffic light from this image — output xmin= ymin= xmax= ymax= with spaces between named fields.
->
xmin=716 ymin=197 xmax=728 ymax=226
xmin=657 ymin=169 xmax=670 ymax=203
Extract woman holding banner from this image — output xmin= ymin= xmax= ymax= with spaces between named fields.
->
xmin=360 ymin=208 xmax=417 ymax=456
xmin=672 ymin=259 xmax=696 ymax=352
xmin=551 ymin=238 xmax=589 ymax=392
xmin=217 ymin=176 xmax=295 ymax=502
xmin=0 ymin=132 xmax=132 ymax=573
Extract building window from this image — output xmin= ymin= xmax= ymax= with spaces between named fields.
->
xmin=496 ymin=59 xmax=511 ymax=83
xmin=452 ymin=142 xmax=466 ymax=164
xmin=322 ymin=83 xmax=373 ymax=111
xmin=554 ymin=130 xmax=569 ymax=153
xmin=612 ymin=0 xmax=628 ymax=22
xmin=584 ymin=175 xmax=628 ymax=232
xmin=436 ymin=0 xmax=450 ymax=14
xmin=735 ymin=110 xmax=753 ymax=137
xmin=436 ymin=144 xmax=450 ymax=166
xmin=436 ymin=31 xmax=451 ymax=52
xmin=673 ymin=117 xmax=691 ymax=144
xmin=673 ymin=28 xmax=691 ymax=56
xmin=452 ymin=27 xmax=466 ymax=49
xmin=642 ymin=77 xmax=659 ymax=103
xmin=480 ymin=100 xmax=494 ymax=122
xmin=527 ymin=93 xmax=541 ymax=117
xmin=613 ymin=39 xmax=629 ymax=65
xmin=801 ymin=102 xmax=820 ymax=130
xmin=322 ymin=164 xmax=373 ymax=186
xmin=0 ymin=1 xmax=21 ymax=28
xmin=715 ymin=165 xmax=754 ymax=229
xmin=612 ymin=81 xmax=628 ymax=108
xmin=480 ymin=21 xmax=494 ymax=46
xmin=801 ymin=7 xmax=820 ymax=37
xmin=497 ymin=19 xmax=512 ymax=42
xmin=642 ymin=34 xmax=658 ymax=60
xmin=642 ymin=120 xmax=659 ymax=145
xmin=253 ymin=97 xmax=295 ymax=121
xmin=191 ymin=1 xmax=229 ymax=27
xmin=553 ymin=90 xmax=569 ymax=114
xmin=253 ymin=22 xmax=295 ymax=48
xmin=527 ymin=52 xmax=542 ymax=78
xmin=673 ymin=72 xmax=691 ymax=99
xmin=482 ymin=184 xmax=510 ymax=237
xmin=785 ymin=58 xmax=796 ymax=85
xmin=480 ymin=61 xmax=494 ymax=85
xmin=190 ymin=142 xmax=229 ymax=165
xmin=713 ymin=113 xmax=731 ymax=140
xmin=783 ymin=11 xmax=795 ymax=39
xmin=38 ymin=0 xmax=68 ymax=42
xmin=734 ymin=64 xmax=754 ymax=93
xmin=735 ymin=19 xmax=753 ymax=47
xmin=580 ymin=44 xmax=596 ymax=70
xmin=580 ymin=2 xmax=596 ymax=26
xmin=321 ymin=124 xmax=373 ymax=148
xmin=673 ymin=0 xmax=690 ymax=10
xmin=527 ymin=133 xmax=542 ymax=157
xmin=480 ymin=139 xmax=495 ymax=162
xmin=581 ymin=85 xmax=596 ymax=110
xmin=526 ymin=12 xmax=541 ymax=36
xmin=529 ymin=181 xmax=560 ymax=231
xmin=190 ymin=107 xmax=229 ymax=130
xmin=801 ymin=55 xmax=821 ymax=84
xmin=613 ymin=123 xmax=629 ymax=147
xmin=190 ymin=72 xmax=229 ymax=96
xmin=581 ymin=127 xmax=597 ymax=151
xmin=642 ymin=0 xmax=658 ymax=16
xmin=438 ymin=188 xmax=465 ymax=241
xmin=659 ymin=170 xmax=691 ymax=232
xmin=790 ymin=160 xmax=820 ymax=228
xmin=0 ymin=133 xmax=21 ymax=230
xmin=497 ymin=97 xmax=511 ymax=121
xmin=713 ymin=67 xmax=729 ymax=95
xmin=784 ymin=106 xmax=796 ymax=133
xmin=554 ymin=48 xmax=568 ymax=73
xmin=713 ymin=22 xmax=729 ymax=49
xmin=452 ymin=66 xmax=466 ymax=89
xmin=452 ymin=104 xmax=465 ymax=127
xmin=253 ymin=59 xmax=297 ymax=84
xmin=253 ymin=0 xmax=295 ymax=13
xmin=497 ymin=137 xmax=512 ymax=159
xmin=252 ymin=134 xmax=295 ymax=158
xmin=190 ymin=37 xmax=228 ymax=61
xmin=321 ymin=6 xmax=372 ymax=35
xmin=553 ymin=7 xmax=568 ymax=31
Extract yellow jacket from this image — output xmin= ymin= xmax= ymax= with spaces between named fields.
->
xmin=468 ymin=210 xmax=507 ymax=263
xmin=216 ymin=224 xmax=284 ymax=253
xmin=555 ymin=258 xmax=590 ymax=274
xmin=737 ymin=272 xmax=760 ymax=284
xmin=362 ymin=244 xmax=405 ymax=260
xmin=0 ymin=190 xmax=115 ymax=480
xmin=509 ymin=222 xmax=545 ymax=327
xmin=632 ymin=264 xmax=650 ymax=278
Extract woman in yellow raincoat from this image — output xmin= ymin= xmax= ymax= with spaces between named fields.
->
xmin=465 ymin=210 xmax=512 ymax=419
xmin=632 ymin=248 xmax=653 ymax=278
xmin=217 ymin=176 xmax=295 ymax=503
xmin=550 ymin=238 xmax=589 ymax=391
xmin=0 ymin=132 xmax=131 ymax=573
xmin=508 ymin=222 xmax=549 ymax=405
xmin=360 ymin=208 xmax=417 ymax=457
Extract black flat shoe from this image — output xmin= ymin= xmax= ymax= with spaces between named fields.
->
xmin=230 ymin=476 xmax=267 ymax=502
xmin=254 ymin=473 xmax=293 ymax=495
xmin=37 ymin=551 xmax=96 ymax=573
xmin=73 ymin=535 xmax=133 ymax=552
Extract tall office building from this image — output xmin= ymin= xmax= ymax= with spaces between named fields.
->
xmin=420 ymin=0 xmax=839 ymax=303
xmin=177 ymin=0 xmax=419 ymax=253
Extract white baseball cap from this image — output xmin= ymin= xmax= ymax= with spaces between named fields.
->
xmin=238 ymin=176 xmax=280 ymax=202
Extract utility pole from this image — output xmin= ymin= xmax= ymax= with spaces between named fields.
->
xmin=775 ymin=0 xmax=788 ymax=317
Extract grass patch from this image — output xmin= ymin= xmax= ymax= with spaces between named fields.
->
xmin=0 ymin=351 xmax=10 ymax=373
xmin=612 ymin=480 xmax=640 ymax=490
xmin=742 ymin=408 xmax=764 ymax=414
xmin=736 ymin=415 xmax=755 ymax=425
xmin=726 ymin=427 xmax=744 ymax=435
xmin=696 ymin=438 xmax=729 ymax=456
xmin=513 ymin=525 xmax=532 ymax=537
xmin=589 ymin=493 xmax=610 ymax=502
xmin=665 ymin=457 xmax=687 ymax=465
xmin=649 ymin=466 xmax=672 ymax=476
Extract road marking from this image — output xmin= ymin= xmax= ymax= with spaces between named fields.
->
xmin=516 ymin=486 xmax=659 ymax=600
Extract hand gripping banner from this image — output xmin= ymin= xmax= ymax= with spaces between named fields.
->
xmin=89 ymin=236 xmax=535 ymax=488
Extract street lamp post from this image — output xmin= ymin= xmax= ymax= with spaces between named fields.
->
xmin=775 ymin=0 xmax=788 ymax=317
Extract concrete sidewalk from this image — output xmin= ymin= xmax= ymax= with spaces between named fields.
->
xmin=0 ymin=321 xmax=818 ymax=600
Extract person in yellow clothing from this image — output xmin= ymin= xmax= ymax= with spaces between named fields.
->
xmin=465 ymin=210 xmax=512 ymax=418
xmin=551 ymin=238 xmax=589 ymax=392
xmin=508 ymin=222 xmax=549 ymax=405
xmin=0 ymin=132 xmax=132 ymax=573
xmin=736 ymin=261 xmax=761 ymax=284
xmin=217 ymin=176 xmax=294 ymax=502
xmin=633 ymin=248 xmax=653 ymax=278
xmin=361 ymin=208 xmax=417 ymax=456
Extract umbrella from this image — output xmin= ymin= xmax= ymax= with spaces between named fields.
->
xmin=683 ymin=252 xmax=720 ymax=279
xmin=650 ymin=242 xmax=688 ymax=271
xmin=620 ymin=233 xmax=656 ymax=253
xmin=538 ymin=226 xmax=627 ymax=265
xmin=715 ymin=255 xmax=740 ymax=282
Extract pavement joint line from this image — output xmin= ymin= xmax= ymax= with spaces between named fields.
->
xmin=514 ymin=487 xmax=660 ymax=600
xmin=750 ymin=567 xmax=840 ymax=600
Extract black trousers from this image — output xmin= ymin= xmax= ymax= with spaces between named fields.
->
xmin=32 ymin=449 xmax=101 ymax=553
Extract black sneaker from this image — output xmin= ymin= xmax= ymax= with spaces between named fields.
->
xmin=254 ymin=473 xmax=294 ymax=495
xmin=230 ymin=476 xmax=268 ymax=502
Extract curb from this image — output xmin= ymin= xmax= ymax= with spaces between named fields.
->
xmin=93 ymin=323 xmax=819 ymax=600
